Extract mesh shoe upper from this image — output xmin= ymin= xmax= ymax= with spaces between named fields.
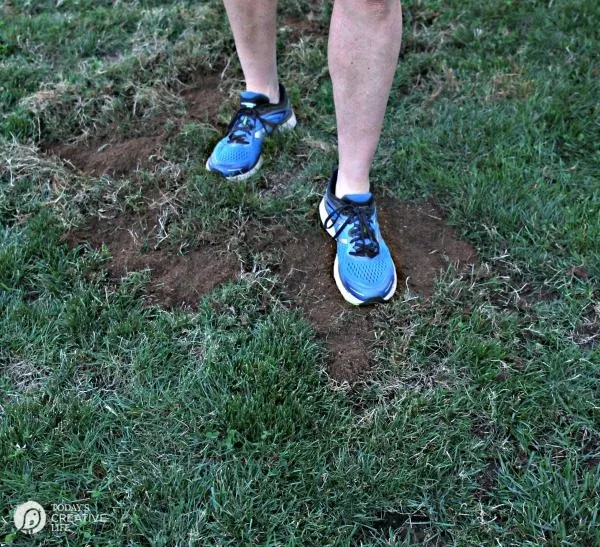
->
xmin=207 ymin=84 xmax=294 ymax=178
xmin=322 ymin=172 xmax=396 ymax=303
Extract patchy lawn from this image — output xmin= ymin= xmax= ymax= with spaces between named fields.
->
xmin=1 ymin=0 xmax=598 ymax=544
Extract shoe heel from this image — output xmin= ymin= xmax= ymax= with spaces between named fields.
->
xmin=279 ymin=111 xmax=297 ymax=131
xmin=318 ymin=197 xmax=336 ymax=238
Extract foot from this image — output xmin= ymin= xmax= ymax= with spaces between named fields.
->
xmin=206 ymin=83 xmax=296 ymax=180
xmin=319 ymin=169 xmax=397 ymax=305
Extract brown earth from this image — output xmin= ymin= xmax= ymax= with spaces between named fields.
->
xmin=63 ymin=197 xmax=476 ymax=382
xmin=46 ymin=72 xmax=224 ymax=176
xmin=378 ymin=197 xmax=475 ymax=297
xmin=247 ymin=224 xmax=374 ymax=382
xmin=282 ymin=13 xmax=324 ymax=40
xmin=51 ymin=60 xmax=476 ymax=383
xmin=243 ymin=199 xmax=476 ymax=382
xmin=46 ymin=20 xmax=315 ymax=176
xmin=64 ymin=209 xmax=239 ymax=309
xmin=181 ymin=72 xmax=223 ymax=123
xmin=51 ymin=136 xmax=163 ymax=177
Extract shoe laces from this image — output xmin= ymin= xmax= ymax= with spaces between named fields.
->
xmin=226 ymin=106 xmax=277 ymax=145
xmin=324 ymin=202 xmax=380 ymax=258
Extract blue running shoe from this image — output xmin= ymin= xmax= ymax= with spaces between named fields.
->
xmin=206 ymin=84 xmax=296 ymax=180
xmin=319 ymin=170 xmax=397 ymax=305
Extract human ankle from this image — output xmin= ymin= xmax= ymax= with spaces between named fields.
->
xmin=335 ymin=169 xmax=370 ymax=198
xmin=245 ymin=81 xmax=280 ymax=104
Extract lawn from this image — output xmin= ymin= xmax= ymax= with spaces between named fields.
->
xmin=1 ymin=0 xmax=598 ymax=544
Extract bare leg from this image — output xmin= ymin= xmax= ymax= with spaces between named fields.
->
xmin=328 ymin=0 xmax=403 ymax=197
xmin=223 ymin=0 xmax=280 ymax=103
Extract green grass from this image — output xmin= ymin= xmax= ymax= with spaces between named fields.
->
xmin=1 ymin=0 xmax=599 ymax=544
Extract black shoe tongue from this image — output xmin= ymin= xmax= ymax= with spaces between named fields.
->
xmin=240 ymin=91 xmax=270 ymax=108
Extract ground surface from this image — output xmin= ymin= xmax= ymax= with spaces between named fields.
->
xmin=1 ymin=0 xmax=598 ymax=544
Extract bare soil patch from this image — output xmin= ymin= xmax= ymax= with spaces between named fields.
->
xmin=51 ymin=135 xmax=162 ymax=177
xmin=46 ymin=72 xmax=224 ymax=176
xmin=182 ymin=72 xmax=223 ymax=123
xmin=282 ymin=15 xmax=324 ymax=40
xmin=64 ymin=208 xmax=238 ymax=309
xmin=245 ymin=199 xmax=476 ymax=382
xmin=280 ymin=0 xmax=324 ymax=37
xmin=265 ymin=226 xmax=374 ymax=383
xmin=378 ymin=197 xmax=476 ymax=297
xmin=63 ymin=195 xmax=475 ymax=382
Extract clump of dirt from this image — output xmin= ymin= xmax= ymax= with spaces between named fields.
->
xmin=273 ymin=227 xmax=374 ymax=383
xmin=65 ymin=209 xmax=238 ymax=309
xmin=47 ymin=72 xmax=224 ymax=177
xmin=245 ymin=199 xmax=476 ymax=383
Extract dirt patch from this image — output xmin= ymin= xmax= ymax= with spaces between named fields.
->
xmin=63 ymin=191 xmax=475 ymax=382
xmin=246 ymin=199 xmax=476 ymax=383
xmin=182 ymin=72 xmax=224 ymax=123
xmin=51 ymin=136 xmax=162 ymax=177
xmin=282 ymin=15 xmax=324 ymax=40
xmin=274 ymin=227 xmax=374 ymax=383
xmin=46 ymin=72 xmax=224 ymax=176
xmin=64 ymin=209 xmax=238 ymax=309
xmin=378 ymin=198 xmax=476 ymax=297
xmin=280 ymin=0 xmax=324 ymax=38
